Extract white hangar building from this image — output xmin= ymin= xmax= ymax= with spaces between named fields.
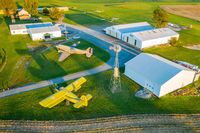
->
xmin=124 ymin=53 xmax=199 ymax=97
xmin=28 ymin=26 xmax=62 ymax=40
xmin=104 ymin=22 xmax=154 ymax=40
xmin=9 ymin=22 xmax=62 ymax=40
xmin=122 ymin=28 xmax=179 ymax=49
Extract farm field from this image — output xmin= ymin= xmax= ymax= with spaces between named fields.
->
xmin=161 ymin=5 xmax=200 ymax=21
xmin=0 ymin=70 xmax=200 ymax=120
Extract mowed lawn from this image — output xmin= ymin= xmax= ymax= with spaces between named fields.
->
xmin=0 ymin=17 xmax=110 ymax=89
xmin=0 ymin=70 xmax=200 ymax=120
xmin=144 ymin=46 xmax=200 ymax=67
xmin=26 ymin=39 xmax=110 ymax=81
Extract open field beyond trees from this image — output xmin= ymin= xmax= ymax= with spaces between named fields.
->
xmin=161 ymin=5 xmax=200 ymax=21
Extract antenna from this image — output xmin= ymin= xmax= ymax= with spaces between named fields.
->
xmin=109 ymin=44 xmax=122 ymax=93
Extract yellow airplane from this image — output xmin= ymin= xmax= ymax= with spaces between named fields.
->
xmin=39 ymin=77 xmax=92 ymax=109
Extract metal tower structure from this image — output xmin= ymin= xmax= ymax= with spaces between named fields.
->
xmin=109 ymin=45 xmax=122 ymax=93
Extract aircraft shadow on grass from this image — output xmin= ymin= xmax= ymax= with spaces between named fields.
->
xmin=15 ymin=48 xmax=67 ymax=80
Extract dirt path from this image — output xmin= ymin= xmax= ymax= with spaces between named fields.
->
xmin=185 ymin=44 xmax=200 ymax=51
xmin=0 ymin=114 xmax=199 ymax=132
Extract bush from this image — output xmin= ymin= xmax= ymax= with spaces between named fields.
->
xmin=49 ymin=7 xmax=64 ymax=20
xmin=169 ymin=37 xmax=179 ymax=46
xmin=43 ymin=8 xmax=49 ymax=15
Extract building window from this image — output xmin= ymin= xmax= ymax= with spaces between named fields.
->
xmin=127 ymin=37 xmax=129 ymax=42
xmin=134 ymin=40 xmax=137 ymax=46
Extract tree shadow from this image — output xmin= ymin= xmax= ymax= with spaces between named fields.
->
xmin=3 ymin=16 xmax=43 ymax=30
xmin=15 ymin=48 xmax=67 ymax=81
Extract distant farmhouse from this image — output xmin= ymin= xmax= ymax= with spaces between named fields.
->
xmin=105 ymin=22 xmax=179 ymax=49
xmin=9 ymin=22 xmax=62 ymax=40
xmin=125 ymin=53 xmax=200 ymax=97
xmin=17 ymin=9 xmax=31 ymax=20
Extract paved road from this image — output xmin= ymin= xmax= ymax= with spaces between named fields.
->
xmin=1 ymin=114 xmax=199 ymax=132
xmin=0 ymin=23 xmax=140 ymax=98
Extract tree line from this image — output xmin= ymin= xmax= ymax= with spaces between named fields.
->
xmin=0 ymin=0 xmax=64 ymax=20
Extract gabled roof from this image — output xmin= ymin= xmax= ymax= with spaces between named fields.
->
xmin=18 ymin=9 xmax=30 ymax=15
xmin=29 ymin=26 xmax=61 ymax=34
xmin=9 ymin=22 xmax=53 ymax=31
xmin=112 ymin=22 xmax=150 ymax=30
xmin=118 ymin=25 xmax=154 ymax=34
xmin=132 ymin=28 xmax=179 ymax=41
xmin=125 ymin=53 xmax=192 ymax=85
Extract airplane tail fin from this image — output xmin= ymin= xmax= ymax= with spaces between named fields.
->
xmin=73 ymin=94 xmax=93 ymax=108
xmin=86 ymin=48 xmax=93 ymax=58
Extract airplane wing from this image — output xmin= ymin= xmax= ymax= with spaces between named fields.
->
xmin=73 ymin=94 xmax=93 ymax=108
xmin=39 ymin=77 xmax=87 ymax=108
xmin=39 ymin=89 xmax=69 ymax=108
xmin=62 ymin=77 xmax=87 ymax=92
xmin=58 ymin=52 xmax=71 ymax=62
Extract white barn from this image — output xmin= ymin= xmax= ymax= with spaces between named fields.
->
xmin=124 ymin=53 xmax=199 ymax=97
xmin=104 ymin=22 xmax=154 ymax=40
xmin=9 ymin=22 xmax=62 ymax=40
xmin=29 ymin=26 xmax=62 ymax=40
xmin=122 ymin=28 xmax=179 ymax=49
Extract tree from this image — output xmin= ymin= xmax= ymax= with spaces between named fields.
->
xmin=49 ymin=7 xmax=64 ymax=20
xmin=0 ymin=0 xmax=17 ymax=16
xmin=43 ymin=7 xmax=49 ymax=15
xmin=153 ymin=7 xmax=169 ymax=28
xmin=169 ymin=37 xmax=179 ymax=46
xmin=24 ymin=0 xmax=38 ymax=16
xmin=0 ymin=48 xmax=7 ymax=72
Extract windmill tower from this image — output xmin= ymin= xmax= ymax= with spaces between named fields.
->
xmin=109 ymin=45 xmax=122 ymax=93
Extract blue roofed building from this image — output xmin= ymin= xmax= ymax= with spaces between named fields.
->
xmin=105 ymin=22 xmax=153 ymax=39
xmin=104 ymin=22 xmax=179 ymax=49
xmin=9 ymin=22 xmax=62 ymax=40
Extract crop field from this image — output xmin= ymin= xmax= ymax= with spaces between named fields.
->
xmin=161 ymin=5 xmax=200 ymax=21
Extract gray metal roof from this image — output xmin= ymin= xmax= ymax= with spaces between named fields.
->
xmin=118 ymin=25 xmax=154 ymax=34
xmin=9 ymin=23 xmax=27 ymax=30
xmin=112 ymin=22 xmax=150 ymax=30
xmin=9 ymin=22 xmax=53 ymax=31
xmin=29 ymin=26 xmax=61 ymax=34
xmin=125 ymin=53 xmax=192 ymax=85
xmin=132 ymin=28 xmax=179 ymax=41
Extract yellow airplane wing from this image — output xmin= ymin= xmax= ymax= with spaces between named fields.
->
xmin=39 ymin=89 xmax=69 ymax=108
xmin=73 ymin=94 xmax=93 ymax=108
xmin=63 ymin=77 xmax=87 ymax=92
xmin=39 ymin=77 xmax=87 ymax=108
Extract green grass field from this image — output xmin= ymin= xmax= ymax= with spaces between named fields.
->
xmin=0 ymin=0 xmax=200 ymax=120
xmin=26 ymin=39 xmax=110 ymax=81
xmin=0 ymin=17 xmax=109 ymax=89
xmin=0 ymin=70 xmax=200 ymax=120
